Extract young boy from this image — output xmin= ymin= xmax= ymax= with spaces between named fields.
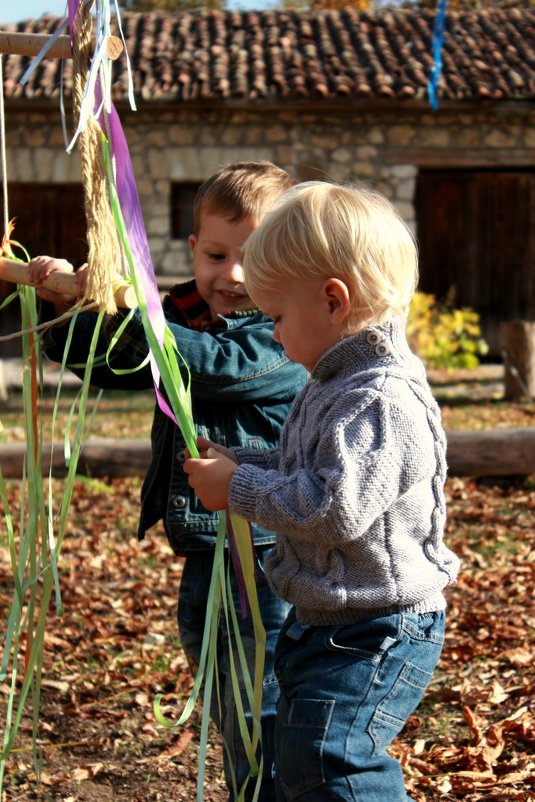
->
xmin=184 ymin=181 xmax=460 ymax=802
xmin=29 ymin=162 xmax=307 ymax=802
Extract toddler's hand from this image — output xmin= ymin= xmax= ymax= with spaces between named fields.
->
xmin=184 ymin=448 xmax=238 ymax=511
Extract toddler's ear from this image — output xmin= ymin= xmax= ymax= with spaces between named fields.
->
xmin=322 ymin=278 xmax=351 ymax=324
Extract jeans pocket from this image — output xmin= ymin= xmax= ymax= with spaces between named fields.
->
xmin=402 ymin=611 xmax=446 ymax=646
xmin=368 ymin=661 xmax=434 ymax=754
xmin=276 ymin=696 xmax=334 ymax=801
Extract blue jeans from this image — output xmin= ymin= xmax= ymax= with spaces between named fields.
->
xmin=178 ymin=546 xmax=291 ymax=802
xmin=273 ymin=609 xmax=446 ymax=802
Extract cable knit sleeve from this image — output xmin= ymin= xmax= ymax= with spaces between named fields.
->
xmin=228 ymin=378 xmax=443 ymax=547
xmin=233 ymin=446 xmax=281 ymax=471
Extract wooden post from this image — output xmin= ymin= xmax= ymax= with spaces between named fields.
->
xmin=0 ymin=360 xmax=7 ymax=402
xmin=0 ymin=31 xmax=123 ymax=61
xmin=501 ymin=320 xmax=535 ymax=401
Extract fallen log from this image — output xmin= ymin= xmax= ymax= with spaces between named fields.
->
xmin=1 ymin=430 xmax=534 ymax=479
xmin=445 ymin=428 xmax=535 ymax=477
xmin=0 ymin=438 xmax=151 ymax=479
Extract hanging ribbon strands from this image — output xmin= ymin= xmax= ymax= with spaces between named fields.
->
xmin=69 ymin=0 xmax=123 ymax=314
xmin=1 ymin=5 xmax=266 ymax=800
xmin=0 ymin=10 xmax=131 ymax=313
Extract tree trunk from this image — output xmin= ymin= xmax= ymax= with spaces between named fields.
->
xmin=501 ymin=320 xmax=535 ymax=401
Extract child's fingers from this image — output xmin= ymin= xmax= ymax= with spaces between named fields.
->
xmin=194 ymin=437 xmax=239 ymax=464
xmin=73 ymin=264 xmax=89 ymax=297
xmin=27 ymin=255 xmax=51 ymax=284
xmin=27 ymin=256 xmax=79 ymax=310
xmin=183 ymin=455 xmax=231 ymax=511
xmin=184 ymin=439 xmax=212 ymax=460
xmin=27 ymin=256 xmax=74 ymax=285
xmin=196 ymin=435 xmax=215 ymax=452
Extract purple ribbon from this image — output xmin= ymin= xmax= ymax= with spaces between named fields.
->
xmin=95 ymin=85 xmax=177 ymax=424
xmin=226 ymin=512 xmax=256 ymax=619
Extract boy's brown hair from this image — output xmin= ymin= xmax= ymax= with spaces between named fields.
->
xmin=193 ymin=161 xmax=295 ymax=234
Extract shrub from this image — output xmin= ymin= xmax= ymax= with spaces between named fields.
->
xmin=407 ymin=292 xmax=488 ymax=369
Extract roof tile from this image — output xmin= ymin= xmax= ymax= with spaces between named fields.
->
xmin=1 ymin=7 xmax=533 ymax=104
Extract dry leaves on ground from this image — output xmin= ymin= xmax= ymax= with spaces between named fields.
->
xmin=1 ymin=473 xmax=533 ymax=801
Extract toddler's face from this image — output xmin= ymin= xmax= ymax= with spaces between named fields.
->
xmin=251 ymin=278 xmax=348 ymax=372
xmin=189 ymin=213 xmax=256 ymax=320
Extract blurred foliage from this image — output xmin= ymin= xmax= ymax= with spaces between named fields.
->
xmin=407 ymin=291 xmax=489 ymax=369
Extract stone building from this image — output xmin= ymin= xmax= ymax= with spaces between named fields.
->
xmin=1 ymin=6 xmax=534 ymax=355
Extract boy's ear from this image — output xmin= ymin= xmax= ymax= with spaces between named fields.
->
xmin=322 ymin=278 xmax=351 ymax=324
xmin=188 ymin=234 xmax=197 ymax=254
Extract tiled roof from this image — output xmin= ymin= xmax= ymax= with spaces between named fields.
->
xmin=2 ymin=7 xmax=534 ymax=105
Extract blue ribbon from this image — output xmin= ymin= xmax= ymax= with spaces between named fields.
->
xmin=428 ymin=0 xmax=448 ymax=112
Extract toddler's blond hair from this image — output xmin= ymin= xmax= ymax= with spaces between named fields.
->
xmin=243 ymin=181 xmax=418 ymax=325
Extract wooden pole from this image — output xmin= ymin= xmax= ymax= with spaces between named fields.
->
xmin=501 ymin=320 xmax=535 ymax=401
xmin=0 ymin=257 xmax=138 ymax=309
xmin=0 ymin=31 xmax=123 ymax=61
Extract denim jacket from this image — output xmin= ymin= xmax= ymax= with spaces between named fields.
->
xmin=43 ymin=281 xmax=307 ymax=554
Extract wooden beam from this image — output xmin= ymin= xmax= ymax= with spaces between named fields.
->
xmin=0 ymin=31 xmax=123 ymax=61
xmin=0 ymin=257 xmax=138 ymax=309
xmin=382 ymin=147 xmax=535 ymax=168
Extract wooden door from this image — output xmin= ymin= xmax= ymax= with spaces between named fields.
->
xmin=415 ymin=169 xmax=535 ymax=355
xmin=6 ymin=183 xmax=87 ymax=265
xmin=1 ymin=183 xmax=87 ymax=356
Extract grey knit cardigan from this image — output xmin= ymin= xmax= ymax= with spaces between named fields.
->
xmin=230 ymin=318 xmax=460 ymax=626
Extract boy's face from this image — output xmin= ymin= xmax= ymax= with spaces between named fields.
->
xmin=189 ymin=212 xmax=256 ymax=320
xmin=251 ymin=277 xmax=350 ymax=373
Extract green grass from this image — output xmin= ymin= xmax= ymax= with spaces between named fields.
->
xmin=2 ymin=367 xmax=535 ymax=445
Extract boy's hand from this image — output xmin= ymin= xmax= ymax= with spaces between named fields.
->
xmin=73 ymin=263 xmax=89 ymax=297
xmin=28 ymin=255 xmax=77 ymax=309
xmin=194 ymin=436 xmax=238 ymax=464
xmin=184 ymin=448 xmax=237 ymax=511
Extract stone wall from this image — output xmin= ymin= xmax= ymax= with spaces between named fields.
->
xmin=4 ymin=103 xmax=534 ymax=278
